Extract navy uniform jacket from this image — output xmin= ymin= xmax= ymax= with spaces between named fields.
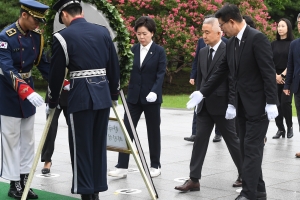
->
xmin=284 ymin=38 xmax=300 ymax=93
xmin=48 ymin=18 xmax=120 ymax=113
xmin=0 ymin=21 xmax=49 ymax=118
xmin=126 ymin=43 xmax=166 ymax=104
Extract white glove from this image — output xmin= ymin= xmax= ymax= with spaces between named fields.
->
xmin=146 ymin=92 xmax=157 ymax=102
xmin=27 ymin=92 xmax=44 ymax=107
xmin=265 ymin=104 xmax=278 ymax=120
xmin=112 ymin=100 xmax=118 ymax=107
xmin=63 ymin=79 xmax=70 ymax=91
xmin=45 ymin=104 xmax=54 ymax=115
xmin=187 ymin=91 xmax=203 ymax=109
xmin=225 ymin=104 xmax=236 ymax=119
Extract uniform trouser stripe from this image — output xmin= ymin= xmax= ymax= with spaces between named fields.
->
xmin=69 ymin=113 xmax=78 ymax=193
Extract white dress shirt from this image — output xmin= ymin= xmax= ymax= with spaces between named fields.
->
xmin=140 ymin=40 xmax=153 ymax=66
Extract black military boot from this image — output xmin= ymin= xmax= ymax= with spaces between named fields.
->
xmin=93 ymin=193 xmax=99 ymax=200
xmin=20 ymin=174 xmax=38 ymax=199
xmin=81 ymin=194 xmax=94 ymax=200
xmin=8 ymin=180 xmax=23 ymax=199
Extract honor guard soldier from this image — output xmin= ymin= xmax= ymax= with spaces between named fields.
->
xmin=49 ymin=1 xmax=120 ymax=199
xmin=0 ymin=0 xmax=50 ymax=199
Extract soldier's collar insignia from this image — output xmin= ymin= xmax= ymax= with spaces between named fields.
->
xmin=16 ymin=21 xmax=26 ymax=36
xmin=6 ymin=28 xmax=17 ymax=37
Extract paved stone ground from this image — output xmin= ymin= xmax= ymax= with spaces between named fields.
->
xmin=1 ymin=105 xmax=300 ymax=200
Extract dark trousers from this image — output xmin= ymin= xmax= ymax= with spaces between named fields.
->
xmin=41 ymin=106 xmax=68 ymax=162
xmin=275 ymin=84 xmax=293 ymax=131
xmin=192 ymin=110 xmax=222 ymax=136
xmin=294 ymin=90 xmax=300 ymax=132
xmin=238 ymin=96 xmax=269 ymax=200
xmin=69 ymin=108 xmax=110 ymax=194
xmin=116 ymin=101 xmax=161 ymax=169
xmin=189 ymin=105 xmax=242 ymax=179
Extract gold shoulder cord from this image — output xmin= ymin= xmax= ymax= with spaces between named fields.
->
xmin=34 ymin=33 xmax=44 ymax=66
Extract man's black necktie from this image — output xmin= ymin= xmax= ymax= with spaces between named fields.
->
xmin=235 ymin=37 xmax=240 ymax=68
xmin=207 ymin=48 xmax=214 ymax=72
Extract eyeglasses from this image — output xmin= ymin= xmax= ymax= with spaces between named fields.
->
xmin=219 ymin=21 xmax=228 ymax=28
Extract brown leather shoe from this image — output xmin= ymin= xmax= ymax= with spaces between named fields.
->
xmin=232 ymin=176 xmax=242 ymax=187
xmin=295 ymin=152 xmax=300 ymax=158
xmin=174 ymin=179 xmax=200 ymax=192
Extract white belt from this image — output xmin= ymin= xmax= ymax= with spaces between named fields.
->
xmin=0 ymin=69 xmax=31 ymax=79
xmin=70 ymin=69 xmax=106 ymax=79
xmin=19 ymin=70 xmax=31 ymax=79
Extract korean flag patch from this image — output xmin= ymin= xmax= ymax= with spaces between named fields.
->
xmin=0 ymin=41 xmax=8 ymax=49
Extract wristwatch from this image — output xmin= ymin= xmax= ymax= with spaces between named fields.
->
xmin=281 ymin=73 xmax=286 ymax=78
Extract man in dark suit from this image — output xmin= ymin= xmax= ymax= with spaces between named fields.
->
xmin=186 ymin=5 xmax=278 ymax=200
xmin=284 ymin=13 xmax=300 ymax=157
xmin=49 ymin=1 xmax=120 ymax=199
xmin=185 ymin=36 xmax=228 ymax=143
xmin=175 ymin=17 xmax=243 ymax=192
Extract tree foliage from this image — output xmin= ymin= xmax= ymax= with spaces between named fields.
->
xmin=107 ymin=0 xmax=276 ymax=83
xmin=0 ymin=0 xmax=20 ymax=30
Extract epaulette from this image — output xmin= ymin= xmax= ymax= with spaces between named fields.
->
xmin=6 ymin=28 xmax=17 ymax=37
xmin=52 ymin=27 xmax=66 ymax=34
xmin=32 ymin=28 xmax=42 ymax=34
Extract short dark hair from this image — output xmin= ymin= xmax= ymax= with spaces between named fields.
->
xmin=134 ymin=16 xmax=156 ymax=34
xmin=61 ymin=4 xmax=82 ymax=18
xmin=243 ymin=15 xmax=256 ymax=29
xmin=215 ymin=4 xmax=243 ymax=23
xmin=276 ymin=18 xmax=294 ymax=41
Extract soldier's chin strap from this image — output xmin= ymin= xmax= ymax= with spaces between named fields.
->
xmin=53 ymin=33 xmax=69 ymax=66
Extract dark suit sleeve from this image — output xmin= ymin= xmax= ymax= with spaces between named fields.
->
xmin=104 ymin=30 xmax=120 ymax=100
xmin=190 ymin=39 xmax=201 ymax=79
xmin=200 ymin=52 xmax=229 ymax=97
xmin=196 ymin=48 xmax=202 ymax=91
xmin=151 ymin=46 xmax=166 ymax=94
xmin=253 ymin=33 xmax=277 ymax=104
xmin=48 ymin=36 xmax=66 ymax=108
xmin=284 ymin=41 xmax=294 ymax=90
xmin=227 ymin=73 xmax=235 ymax=106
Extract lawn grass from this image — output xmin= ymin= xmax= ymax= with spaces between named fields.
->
xmin=36 ymin=90 xmax=298 ymax=116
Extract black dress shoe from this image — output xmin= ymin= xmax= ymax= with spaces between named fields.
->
xmin=41 ymin=161 xmax=52 ymax=174
xmin=81 ymin=194 xmax=94 ymax=200
xmin=232 ymin=176 xmax=242 ymax=187
xmin=184 ymin=135 xmax=196 ymax=142
xmin=213 ymin=134 xmax=222 ymax=142
xmin=235 ymin=195 xmax=250 ymax=200
xmin=257 ymin=191 xmax=266 ymax=200
xmin=174 ymin=179 xmax=200 ymax=192
xmin=272 ymin=130 xmax=285 ymax=139
xmin=287 ymin=127 xmax=293 ymax=138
